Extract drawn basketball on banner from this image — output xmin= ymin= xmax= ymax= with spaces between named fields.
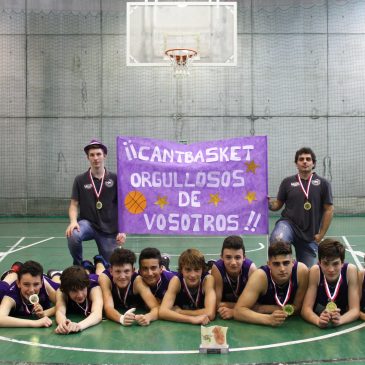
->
xmin=124 ymin=191 xmax=147 ymax=214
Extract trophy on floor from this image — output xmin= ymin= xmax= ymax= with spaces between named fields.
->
xmin=199 ymin=325 xmax=229 ymax=354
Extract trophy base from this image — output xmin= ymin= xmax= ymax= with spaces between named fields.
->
xmin=199 ymin=345 xmax=229 ymax=354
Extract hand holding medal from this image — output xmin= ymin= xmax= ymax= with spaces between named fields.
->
xmin=325 ymin=301 xmax=337 ymax=312
xmin=323 ymin=272 xmax=342 ymax=316
xmin=29 ymin=294 xmax=39 ymax=305
xmin=283 ymin=304 xmax=294 ymax=316
xmin=270 ymin=273 xmax=293 ymax=318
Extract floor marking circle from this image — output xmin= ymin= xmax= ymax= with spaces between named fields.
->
xmin=1 ymin=322 xmax=365 ymax=355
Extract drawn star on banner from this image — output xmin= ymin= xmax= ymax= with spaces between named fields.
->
xmin=245 ymin=160 xmax=259 ymax=173
xmin=154 ymin=195 xmax=168 ymax=209
xmin=244 ymin=191 xmax=257 ymax=204
xmin=208 ymin=193 xmax=221 ymax=207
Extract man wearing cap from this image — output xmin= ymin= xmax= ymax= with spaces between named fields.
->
xmin=66 ymin=139 xmax=126 ymax=265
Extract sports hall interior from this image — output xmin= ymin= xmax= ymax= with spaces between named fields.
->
xmin=0 ymin=1 xmax=365 ymax=364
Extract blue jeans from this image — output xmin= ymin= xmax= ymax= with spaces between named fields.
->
xmin=67 ymin=219 xmax=118 ymax=265
xmin=269 ymin=220 xmax=318 ymax=268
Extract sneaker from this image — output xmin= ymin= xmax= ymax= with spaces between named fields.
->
xmin=1 ymin=261 xmax=23 ymax=281
xmin=206 ymin=259 xmax=216 ymax=271
xmin=161 ymin=254 xmax=170 ymax=271
xmin=46 ymin=269 xmax=63 ymax=279
xmin=10 ymin=262 xmax=23 ymax=273
xmin=81 ymin=260 xmax=96 ymax=274
xmin=93 ymin=255 xmax=109 ymax=269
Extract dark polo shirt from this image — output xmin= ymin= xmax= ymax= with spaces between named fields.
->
xmin=71 ymin=169 xmax=118 ymax=234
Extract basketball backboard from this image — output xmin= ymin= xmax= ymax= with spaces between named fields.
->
xmin=126 ymin=1 xmax=237 ymax=67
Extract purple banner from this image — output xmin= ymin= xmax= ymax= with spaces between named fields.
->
xmin=117 ymin=136 xmax=268 ymax=235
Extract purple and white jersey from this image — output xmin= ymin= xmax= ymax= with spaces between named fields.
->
xmin=174 ymin=272 xmax=208 ymax=310
xmin=103 ymin=269 xmax=139 ymax=310
xmin=214 ymin=258 xmax=253 ymax=302
xmin=0 ymin=281 xmax=11 ymax=302
xmin=314 ymin=263 xmax=349 ymax=315
xmin=6 ymin=275 xmax=59 ymax=317
xmin=65 ymin=275 xmax=99 ymax=317
xmin=148 ymin=270 xmax=176 ymax=301
xmin=258 ymin=262 xmax=298 ymax=306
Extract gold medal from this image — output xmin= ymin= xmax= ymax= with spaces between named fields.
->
xmin=326 ymin=301 xmax=337 ymax=312
xmin=96 ymin=200 xmax=103 ymax=210
xmin=304 ymin=201 xmax=312 ymax=210
xmin=29 ymin=294 xmax=39 ymax=305
xmin=283 ymin=304 xmax=294 ymax=316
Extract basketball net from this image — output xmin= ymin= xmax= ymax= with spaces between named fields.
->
xmin=165 ymin=48 xmax=197 ymax=78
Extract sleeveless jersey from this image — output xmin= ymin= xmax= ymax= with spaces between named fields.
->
xmin=214 ymin=258 xmax=253 ymax=302
xmin=258 ymin=261 xmax=298 ymax=305
xmin=65 ymin=275 xmax=99 ymax=317
xmin=314 ymin=263 xmax=349 ymax=315
xmin=149 ymin=270 xmax=176 ymax=301
xmin=174 ymin=272 xmax=208 ymax=310
xmin=6 ymin=275 xmax=59 ymax=317
xmin=103 ymin=269 xmax=139 ymax=310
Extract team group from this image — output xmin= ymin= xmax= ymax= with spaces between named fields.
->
xmin=1 ymin=140 xmax=362 ymax=332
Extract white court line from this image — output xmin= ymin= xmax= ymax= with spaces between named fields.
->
xmin=1 ymin=322 xmax=365 ymax=355
xmin=0 ymin=237 xmax=25 ymax=262
xmin=137 ymin=242 xmax=265 ymax=257
xmin=342 ymin=235 xmax=363 ymax=270
xmin=0 ymin=237 xmax=55 ymax=256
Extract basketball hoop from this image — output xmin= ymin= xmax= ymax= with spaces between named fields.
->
xmin=165 ymin=48 xmax=197 ymax=77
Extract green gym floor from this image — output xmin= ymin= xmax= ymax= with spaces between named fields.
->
xmin=0 ymin=216 xmax=364 ymax=365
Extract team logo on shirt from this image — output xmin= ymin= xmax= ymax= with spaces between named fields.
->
xmin=84 ymin=183 xmax=92 ymax=190
xmin=312 ymin=179 xmax=321 ymax=186
xmin=291 ymin=182 xmax=300 ymax=187
xmin=105 ymin=179 xmax=114 ymax=188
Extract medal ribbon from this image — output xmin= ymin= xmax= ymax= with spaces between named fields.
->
xmin=182 ymin=278 xmax=201 ymax=308
xmin=270 ymin=273 xmax=292 ymax=307
xmin=76 ymin=298 xmax=89 ymax=317
xmin=117 ymin=281 xmax=131 ymax=308
xmin=21 ymin=297 xmax=34 ymax=315
xmin=324 ymin=272 xmax=342 ymax=302
xmin=151 ymin=277 xmax=162 ymax=296
xmin=297 ymin=173 xmax=313 ymax=201
xmin=225 ymin=272 xmax=241 ymax=299
xmin=89 ymin=168 xmax=105 ymax=202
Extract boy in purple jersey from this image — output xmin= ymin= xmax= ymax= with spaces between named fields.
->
xmin=0 ymin=261 xmax=58 ymax=328
xmin=159 ymin=248 xmax=216 ymax=325
xmin=211 ymin=235 xmax=256 ymax=319
xmin=55 ymin=266 xmax=103 ymax=334
xmin=234 ymin=242 xmax=308 ymax=326
xmin=301 ymin=239 xmax=359 ymax=328
xmin=136 ymin=247 xmax=176 ymax=303
xmin=98 ymin=248 xmax=159 ymax=326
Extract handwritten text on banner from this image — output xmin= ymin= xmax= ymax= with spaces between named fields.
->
xmin=117 ymin=136 xmax=268 ymax=235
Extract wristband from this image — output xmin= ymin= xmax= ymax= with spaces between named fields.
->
xmin=119 ymin=314 xmax=125 ymax=325
xmin=119 ymin=307 xmax=136 ymax=326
